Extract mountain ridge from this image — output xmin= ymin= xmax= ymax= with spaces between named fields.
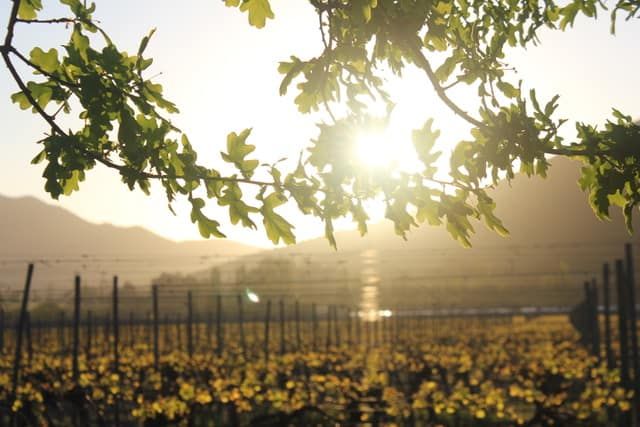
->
xmin=0 ymin=194 xmax=259 ymax=288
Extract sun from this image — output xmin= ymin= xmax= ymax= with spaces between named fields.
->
xmin=355 ymin=131 xmax=396 ymax=168
xmin=353 ymin=124 xmax=421 ymax=172
xmin=352 ymin=127 xmax=415 ymax=222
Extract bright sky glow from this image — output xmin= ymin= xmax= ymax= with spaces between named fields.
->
xmin=1 ymin=1 xmax=639 ymax=247
xmin=355 ymin=131 xmax=394 ymax=168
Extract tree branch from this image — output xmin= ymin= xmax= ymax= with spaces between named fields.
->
xmin=2 ymin=0 xmax=19 ymax=48
xmin=16 ymin=17 xmax=77 ymax=25
xmin=2 ymin=32 xmax=276 ymax=188
xmin=406 ymin=41 xmax=485 ymax=129
xmin=1 ymin=50 xmax=67 ymax=137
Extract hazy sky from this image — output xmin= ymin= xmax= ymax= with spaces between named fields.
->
xmin=1 ymin=1 xmax=638 ymax=248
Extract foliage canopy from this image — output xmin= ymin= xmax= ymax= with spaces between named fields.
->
xmin=2 ymin=0 xmax=639 ymax=247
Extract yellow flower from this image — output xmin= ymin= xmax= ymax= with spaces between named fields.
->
xmin=619 ymin=400 xmax=631 ymax=411
xmin=179 ymin=383 xmax=195 ymax=401
xmin=475 ymin=409 xmax=486 ymax=419
xmin=195 ymin=390 xmax=212 ymax=404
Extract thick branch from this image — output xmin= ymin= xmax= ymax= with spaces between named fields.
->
xmin=3 ymin=41 xmax=276 ymax=188
xmin=3 ymin=0 xmax=19 ymax=47
xmin=2 ymin=4 xmax=277 ymax=189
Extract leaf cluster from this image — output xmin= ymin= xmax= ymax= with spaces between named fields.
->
xmin=4 ymin=0 xmax=640 ymax=247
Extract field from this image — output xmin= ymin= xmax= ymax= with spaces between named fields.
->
xmin=0 ymin=307 xmax=635 ymax=426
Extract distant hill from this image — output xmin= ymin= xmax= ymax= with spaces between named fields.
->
xmin=0 ymin=195 xmax=258 ymax=290
xmin=206 ymin=157 xmax=640 ymax=309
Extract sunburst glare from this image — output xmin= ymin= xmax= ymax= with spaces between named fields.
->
xmin=355 ymin=131 xmax=396 ymax=168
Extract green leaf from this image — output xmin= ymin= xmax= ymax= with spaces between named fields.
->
xmin=29 ymin=47 xmax=60 ymax=74
xmin=278 ymin=57 xmax=305 ymax=96
xmin=496 ymin=81 xmax=519 ymax=99
xmin=118 ymin=110 xmax=139 ymax=149
xmin=221 ymin=129 xmax=258 ymax=178
xmin=136 ymin=28 xmax=156 ymax=70
xmin=412 ymin=119 xmax=441 ymax=169
xmin=218 ymin=184 xmax=258 ymax=229
xmin=261 ymin=192 xmax=295 ymax=245
xmin=137 ymin=28 xmax=156 ymax=57
xmin=31 ymin=150 xmax=46 ymax=165
xmin=560 ymin=2 xmax=580 ymax=30
xmin=351 ymin=202 xmax=369 ymax=236
xmin=608 ymin=192 xmax=626 ymax=208
xmin=71 ymin=25 xmax=90 ymax=63
xmin=416 ymin=199 xmax=442 ymax=226
xmin=385 ymin=199 xmax=417 ymax=239
xmin=143 ymin=82 xmax=179 ymax=113
xmin=239 ymin=0 xmax=274 ymax=29
xmin=60 ymin=0 xmax=83 ymax=14
xmin=477 ymin=194 xmax=509 ymax=236
xmin=325 ymin=218 xmax=337 ymax=250
xmin=63 ymin=170 xmax=83 ymax=196
xmin=190 ymin=198 xmax=226 ymax=238
xmin=446 ymin=219 xmax=472 ymax=248
xmin=17 ymin=0 xmax=42 ymax=20
xmin=11 ymin=91 xmax=31 ymax=110
xmin=578 ymin=166 xmax=596 ymax=191
xmin=15 ymin=82 xmax=54 ymax=111
xmin=434 ymin=55 xmax=458 ymax=82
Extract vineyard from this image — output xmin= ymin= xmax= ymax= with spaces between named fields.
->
xmin=0 ymin=245 xmax=638 ymax=427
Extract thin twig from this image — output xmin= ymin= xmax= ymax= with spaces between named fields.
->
xmin=16 ymin=17 xmax=77 ymax=25
xmin=407 ymin=40 xmax=485 ymax=129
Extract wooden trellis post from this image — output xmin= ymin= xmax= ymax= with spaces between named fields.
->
xmin=347 ymin=307 xmax=352 ymax=346
xmin=206 ymin=311 xmax=213 ymax=347
xmin=0 ymin=308 xmax=4 ymax=354
xmin=295 ymin=300 xmax=301 ymax=351
xmin=602 ymin=263 xmax=614 ymax=369
xmin=312 ymin=303 xmax=318 ymax=352
xmin=11 ymin=264 xmax=34 ymax=427
xmin=25 ymin=312 xmax=32 ymax=364
xmin=187 ymin=291 xmax=194 ymax=358
xmin=152 ymin=285 xmax=160 ymax=370
xmin=279 ymin=299 xmax=286 ymax=355
xmin=112 ymin=276 xmax=121 ymax=427
xmin=129 ymin=312 xmax=135 ymax=348
xmin=325 ymin=305 xmax=332 ymax=352
xmin=264 ymin=300 xmax=271 ymax=363
xmin=58 ymin=310 xmax=66 ymax=351
xmin=624 ymin=243 xmax=639 ymax=414
xmin=615 ymin=260 xmax=632 ymax=427
xmin=86 ymin=310 xmax=93 ymax=360
xmin=216 ymin=295 xmax=224 ymax=356
xmin=590 ymin=280 xmax=600 ymax=359
xmin=72 ymin=275 xmax=81 ymax=383
xmin=238 ymin=294 xmax=246 ymax=359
